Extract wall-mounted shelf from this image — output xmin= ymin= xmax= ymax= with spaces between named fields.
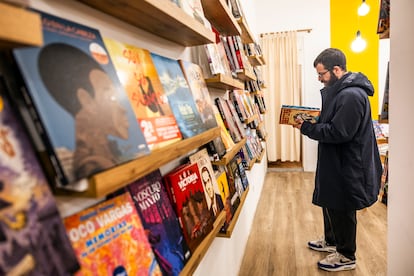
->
xmin=245 ymin=114 xmax=259 ymax=125
xmin=205 ymin=73 xmax=244 ymax=90
xmin=211 ymin=138 xmax=246 ymax=166
xmin=180 ymin=211 xmax=226 ymax=275
xmin=55 ymin=127 xmax=221 ymax=198
xmin=201 ymin=0 xmax=241 ymax=36
xmin=217 ymin=187 xmax=249 ymax=238
xmin=247 ymin=55 xmax=266 ymax=67
xmin=256 ymin=149 xmax=266 ymax=163
xmin=237 ymin=69 xmax=256 ymax=82
xmin=77 ymin=0 xmax=215 ymax=46
xmin=0 ymin=2 xmax=43 ymax=49
xmin=237 ymin=17 xmax=255 ymax=44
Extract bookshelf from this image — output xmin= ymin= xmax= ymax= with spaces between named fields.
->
xmin=77 ymin=0 xmax=215 ymax=46
xmin=201 ymin=0 xmax=241 ymax=36
xmin=0 ymin=2 xmax=43 ymax=49
xmin=205 ymin=73 xmax=244 ymax=90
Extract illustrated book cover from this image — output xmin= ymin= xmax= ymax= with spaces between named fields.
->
xmin=151 ymin=53 xmax=207 ymax=139
xmin=215 ymin=97 xmax=241 ymax=143
xmin=0 ymin=78 xmax=80 ymax=275
xmin=215 ymin=170 xmax=234 ymax=233
xmin=279 ymin=105 xmax=321 ymax=125
xmin=103 ymin=38 xmax=182 ymax=150
xmin=11 ymin=10 xmax=150 ymax=188
xmin=63 ymin=192 xmax=162 ymax=276
xmin=124 ymin=170 xmax=191 ymax=276
xmin=189 ymin=148 xmax=224 ymax=218
xmin=163 ymin=162 xmax=214 ymax=253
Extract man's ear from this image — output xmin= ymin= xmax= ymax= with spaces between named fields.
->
xmin=77 ymin=88 xmax=94 ymax=107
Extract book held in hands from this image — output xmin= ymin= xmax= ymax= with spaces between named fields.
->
xmin=279 ymin=105 xmax=321 ymax=125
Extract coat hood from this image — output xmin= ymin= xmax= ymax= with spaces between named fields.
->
xmin=338 ymin=72 xmax=375 ymax=96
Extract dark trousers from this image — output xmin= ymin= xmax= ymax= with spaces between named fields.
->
xmin=323 ymin=207 xmax=357 ymax=260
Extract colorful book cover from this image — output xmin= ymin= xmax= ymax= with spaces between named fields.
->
xmin=215 ymin=170 xmax=234 ymax=232
xmin=215 ymin=97 xmax=241 ymax=143
xmin=151 ymin=53 xmax=207 ymax=139
xmin=189 ymin=148 xmax=224 ymax=218
xmin=163 ymin=163 xmax=214 ymax=253
xmin=103 ymin=38 xmax=182 ymax=150
xmin=178 ymin=60 xmax=217 ymax=130
xmin=279 ymin=105 xmax=321 ymax=125
xmin=12 ymin=10 xmax=150 ymax=187
xmin=125 ymin=170 xmax=191 ymax=276
xmin=0 ymin=78 xmax=80 ymax=275
xmin=63 ymin=193 xmax=162 ymax=276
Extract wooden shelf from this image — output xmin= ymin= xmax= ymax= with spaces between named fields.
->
xmin=245 ymin=113 xmax=258 ymax=124
xmin=205 ymin=73 xmax=244 ymax=90
xmin=77 ymin=0 xmax=215 ymax=46
xmin=237 ymin=69 xmax=256 ymax=82
xmin=0 ymin=2 xmax=43 ymax=49
xmin=237 ymin=17 xmax=255 ymax=44
xmin=211 ymin=138 xmax=246 ymax=166
xmin=247 ymin=55 xmax=265 ymax=67
xmin=55 ymin=127 xmax=221 ymax=198
xmin=217 ymin=187 xmax=249 ymax=237
xmin=201 ymin=0 xmax=241 ymax=36
xmin=256 ymin=149 xmax=266 ymax=163
xmin=180 ymin=211 xmax=225 ymax=275
xmin=246 ymin=157 xmax=256 ymax=170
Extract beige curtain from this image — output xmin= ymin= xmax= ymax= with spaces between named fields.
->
xmin=260 ymin=31 xmax=301 ymax=162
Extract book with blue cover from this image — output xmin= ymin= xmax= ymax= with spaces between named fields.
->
xmin=151 ymin=53 xmax=207 ymax=139
xmin=0 ymin=77 xmax=80 ymax=275
xmin=125 ymin=170 xmax=191 ymax=276
xmin=12 ymin=10 xmax=150 ymax=188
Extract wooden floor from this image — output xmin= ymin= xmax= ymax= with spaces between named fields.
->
xmin=239 ymin=171 xmax=387 ymax=276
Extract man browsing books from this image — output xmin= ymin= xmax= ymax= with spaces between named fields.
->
xmin=293 ymin=48 xmax=382 ymax=272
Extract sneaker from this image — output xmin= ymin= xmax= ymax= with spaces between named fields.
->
xmin=308 ymin=238 xmax=336 ymax=252
xmin=318 ymin=252 xmax=356 ymax=272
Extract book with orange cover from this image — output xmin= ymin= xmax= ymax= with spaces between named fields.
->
xmin=279 ymin=105 xmax=320 ymax=125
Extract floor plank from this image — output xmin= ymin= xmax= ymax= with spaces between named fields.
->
xmin=239 ymin=171 xmax=387 ymax=276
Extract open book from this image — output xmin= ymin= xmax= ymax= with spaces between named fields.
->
xmin=279 ymin=105 xmax=320 ymax=125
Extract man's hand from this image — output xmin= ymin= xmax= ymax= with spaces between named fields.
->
xmin=293 ymin=118 xmax=304 ymax=129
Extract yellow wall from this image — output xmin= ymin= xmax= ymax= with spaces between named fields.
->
xmin=330 ymin=0 xmax=380 ymax=118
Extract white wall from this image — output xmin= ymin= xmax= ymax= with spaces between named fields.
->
xmin=388 ymin=1 xmax=414 ymax=274
xmin=251 ymin=0 xmax=331 ymax=171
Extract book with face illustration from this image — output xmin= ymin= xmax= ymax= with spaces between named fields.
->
xmin=11 ymin=10 xmax=150 ymax=189
xmin=0 ymin=78 xmax=80 ymax=275
xmin=151 ymin=53 xmax=207 ymax=139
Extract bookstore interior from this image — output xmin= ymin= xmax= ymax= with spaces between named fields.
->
xmin=0 ymin=0 xmax=404 ymax=275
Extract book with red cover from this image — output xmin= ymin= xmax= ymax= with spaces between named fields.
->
xmin=163 ymin=163 xmax=214 ymax=253
xmin=0 ymin=78 xmax=80 ymax=275
xmin=125 ymin=170 xmax=191 ymax=276
xmin=63 ymin=192 xmax=162 ymax=276
xmin=104 ymin=38 xmax=182 ymax=150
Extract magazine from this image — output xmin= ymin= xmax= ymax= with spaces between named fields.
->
xmin=279 ymin=105 xmax=320 ymax=125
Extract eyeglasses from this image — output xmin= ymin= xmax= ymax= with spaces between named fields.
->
xmin=317 ymin=70 xmax=329 ymax=78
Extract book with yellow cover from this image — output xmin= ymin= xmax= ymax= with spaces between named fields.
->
xmin=279 ymin=105 xmax=320 ymax=125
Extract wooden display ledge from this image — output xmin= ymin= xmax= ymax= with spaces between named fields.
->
xmin=211 ymin=138 xmax=246 ymax=166
xmin=201 ymin=0 xmax=241 ymax=36
xmin=247 ymin=55 xmax=265 ymax=67
xmin=255 ymin=149 xmax=266 ymax=163
xmin=77 ymin=0 xmax=215 ymax=46
xmin=205 ymin=73 xmax=244 ymax=90
xmin=245 ymin=113 xmax=258 ymax=124
xmin=237 ymin=17 xmax=255 ymax=44
xmin=180 ymin=211 xmax=226 ymax=276
xmin=237 ymin=69 xmax=256 ymax=82
xmin=0 ymin=2 xmax=43 ymax=49
xmin=55 ymin=127 xmax=221 ymax=198
xmin=246 ymin=157 xmax=257 ymax=171
xmin=217 ymin=187 xmax=249 ymax=238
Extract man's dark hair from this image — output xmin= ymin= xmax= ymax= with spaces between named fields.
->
xmin=38 ymin=43 xmax=103 ymax=115
xmin=313 ymin=48 xmax=347 ymax=71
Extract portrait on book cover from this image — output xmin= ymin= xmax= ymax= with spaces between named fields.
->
xmin=12 ymin=10 xmax=149 ymax=185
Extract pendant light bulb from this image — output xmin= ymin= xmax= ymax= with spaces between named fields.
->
xmin=351 ymin=30 xmax=367 ymax=53
xmin=358 ymin=0 xmax=370 ymax=16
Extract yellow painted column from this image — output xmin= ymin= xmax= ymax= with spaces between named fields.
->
xmin=331 ymin=0 xmax=380 ymax=118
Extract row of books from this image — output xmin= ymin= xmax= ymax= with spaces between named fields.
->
xmin=0 ymin=81 xmax=249 ymax=274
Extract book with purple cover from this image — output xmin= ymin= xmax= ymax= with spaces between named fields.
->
xmin=0 ymin=78 xmax=80 ymax=275
xmin=125 ymin=170 xmax=191 ymax=276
